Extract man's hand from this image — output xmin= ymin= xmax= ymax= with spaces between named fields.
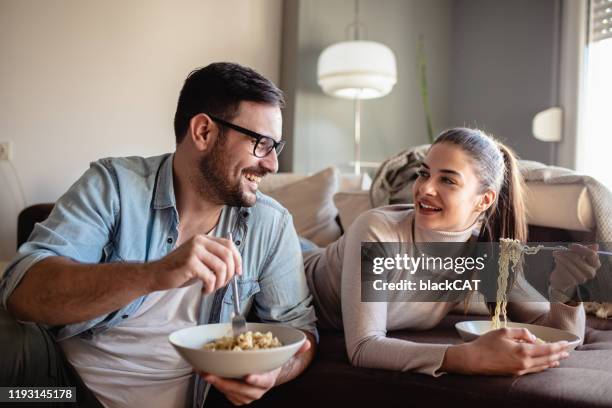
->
xmin=149 ymin=235 xmax=242 ymax=294
xmin=198 ymin=339 xmax=312 ymax=406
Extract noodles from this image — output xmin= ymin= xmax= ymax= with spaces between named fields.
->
xmin=203 ymin=331 xmax=282 ymax=351
xmin=492 ymin=239 xmax=543 ymax=329
xmin=489 ymin=239 xmax=550 ymax=343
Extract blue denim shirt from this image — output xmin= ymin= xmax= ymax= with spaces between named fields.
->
xmin=0 ymin=154 xmax=317 ymax=343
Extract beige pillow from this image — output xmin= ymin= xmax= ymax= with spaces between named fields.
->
xmin=259 ymin=173 xmax=309 ymax=192
xmin=524 ymin=182 xmax=594 ymax=231
xmin=265 ymin=167 xmax=341 ymax=246
xmin=333 ymin=190 xmax=371 ymax=231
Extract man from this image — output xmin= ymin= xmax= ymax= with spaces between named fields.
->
xmin=0 ymin=62 xmax=317 ymax=407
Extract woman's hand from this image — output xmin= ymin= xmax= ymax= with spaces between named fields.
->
xmin=443 ymin=327 xmax=570 ymax=376
xmin=549 ymin=244 xmax=600 ymax=302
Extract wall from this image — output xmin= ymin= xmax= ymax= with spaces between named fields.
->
xmin=281 ymin=0 xmax=561 ymax=173
xmin=282 ymin=0 xmax=455 ymax=174
xmin=0 ymin=0 xmax=282 ymax=260
xmin=449 ymin=0 xmax=560 ymax=162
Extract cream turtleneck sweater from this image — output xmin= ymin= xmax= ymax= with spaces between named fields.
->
xmin=304 ymin=205 xmax=585 ymax=376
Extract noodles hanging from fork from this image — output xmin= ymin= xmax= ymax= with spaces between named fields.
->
xmin=492 ymin=239 xmax=543 ymax=329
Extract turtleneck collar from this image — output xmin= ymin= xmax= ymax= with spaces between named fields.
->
xmin=413 ymin=217 xmax=480 ymax=243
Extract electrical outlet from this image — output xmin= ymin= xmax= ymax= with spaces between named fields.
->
xmin=0 ymin=142 xmax=12 ymax=161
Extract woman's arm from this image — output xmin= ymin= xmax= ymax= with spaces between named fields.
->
xmin=339 ymin=210 xmax=571 ymax=376
xmin=507 ymin=276 xmax=586 ymax=340
xmin=340 ymin=211 xmax=451 ymax=376
xmin=442 ymin=327 xmax=570 ymax=375
xmin=506 ymin=243 xmax=600 ymax=340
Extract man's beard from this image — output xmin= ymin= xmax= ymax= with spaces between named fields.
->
xmin=196 ymin=139 xmax=258 ymax=207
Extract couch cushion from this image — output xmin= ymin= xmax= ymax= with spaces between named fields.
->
xmin=333 ymin=190 xmax=371 ymax=231
xmin=525 ymin=182 xmax=594 ymax=231
xmin=259 ymin=173 xmax=310 ymax=193
xmin=263 ymin=167 xmax=341 ymax=246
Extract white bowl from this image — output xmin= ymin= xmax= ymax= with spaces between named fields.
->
xmin=169 ymin=323 xmax=306 ymax=378
xmin=455 ymin=320 xmax=581 ymax=350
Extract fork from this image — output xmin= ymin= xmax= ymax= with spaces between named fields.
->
xmin=228 ymin=233 xmax=247 ymax=337
xmin=523 ymin=244 xmax=612 ymax=257
xmin=199 ymin=235 xmax=245 ymax=408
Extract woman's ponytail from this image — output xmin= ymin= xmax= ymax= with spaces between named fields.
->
xmin=479 ymin=142 xmax=528 ymax=243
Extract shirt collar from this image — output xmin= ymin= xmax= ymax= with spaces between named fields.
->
xmin=153 ymin=153 xmax=177 ymax=210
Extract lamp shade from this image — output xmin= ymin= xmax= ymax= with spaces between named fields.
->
xmin=317 ymin=40 xmax=397 ymax=100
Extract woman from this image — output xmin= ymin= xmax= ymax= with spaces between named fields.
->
xmin=305 ymin=128 xmax=599 ymax=376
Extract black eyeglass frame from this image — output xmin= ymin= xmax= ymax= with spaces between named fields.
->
xmin=207 ymin=114 xmax=285 ymax=158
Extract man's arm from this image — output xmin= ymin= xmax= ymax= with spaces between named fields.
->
xmin=8 ymin=235 xmax=242 ymax=326
xmin=274 ymin=331 xmax=316 ymax=385
xmin=8 ymin=257 xmax=151 ymax=325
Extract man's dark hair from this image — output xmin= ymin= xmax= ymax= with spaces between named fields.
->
xmin=173 ymin=62 xmax=285 ymax=144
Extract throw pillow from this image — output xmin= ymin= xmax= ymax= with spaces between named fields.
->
xmin=265 ymin=167 xmax=341 ymax=246
xmin=333 ymin=191 xmax=371 ymax=232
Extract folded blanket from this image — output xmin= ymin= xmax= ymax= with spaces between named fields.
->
xmin=369 ymin=144 xmax=429 ymax=207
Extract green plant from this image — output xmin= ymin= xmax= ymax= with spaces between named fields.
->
xmin=417 ymin=35 xmax=434 ymax=144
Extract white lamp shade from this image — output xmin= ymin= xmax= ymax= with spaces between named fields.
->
xmin=317 ymin=40 xmax=397 ymax=100
xmin=532 ymin=106 xmax=563 ymax=142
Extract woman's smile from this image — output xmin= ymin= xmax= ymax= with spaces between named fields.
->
xmin=416 ymin=199 xmax=443 ymax=215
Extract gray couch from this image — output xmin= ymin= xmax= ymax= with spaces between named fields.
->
xmin=205 ymin=314 xmax=612 ymax=408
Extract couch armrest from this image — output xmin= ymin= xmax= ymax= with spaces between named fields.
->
xmin=525 ymin=182 xmax=594 ymax=231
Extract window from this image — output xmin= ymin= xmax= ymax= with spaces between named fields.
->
xmin=577 ymin=0 xmax=612 ymax=190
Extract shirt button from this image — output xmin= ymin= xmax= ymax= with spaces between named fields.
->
xmin=242 ymin=212 xmax=249 ymax=218
xmin=167 ymin=237 xmax=174 ymax=244
xmin=235 ymin=240 xmax=241 ymax=246
xmin=122 ymin=314 xmax=129 ymax=319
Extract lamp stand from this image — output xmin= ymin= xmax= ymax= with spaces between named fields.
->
xmin=316 ymin=0 xmax=396 ymax=177
xmin=353 ymin=97 xmax=361 ymax=175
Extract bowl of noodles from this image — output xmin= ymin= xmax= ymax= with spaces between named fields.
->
xmin=455 ymin=320 xmax=581 ymax=349
xmin=455 ymin=238 xmax=580 ymax=350
xmin=169 ymin=322 xmax=306 ymax=378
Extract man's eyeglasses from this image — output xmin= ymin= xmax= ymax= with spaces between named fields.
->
xmin=207 ymin=115 xmax=285 ymax=158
